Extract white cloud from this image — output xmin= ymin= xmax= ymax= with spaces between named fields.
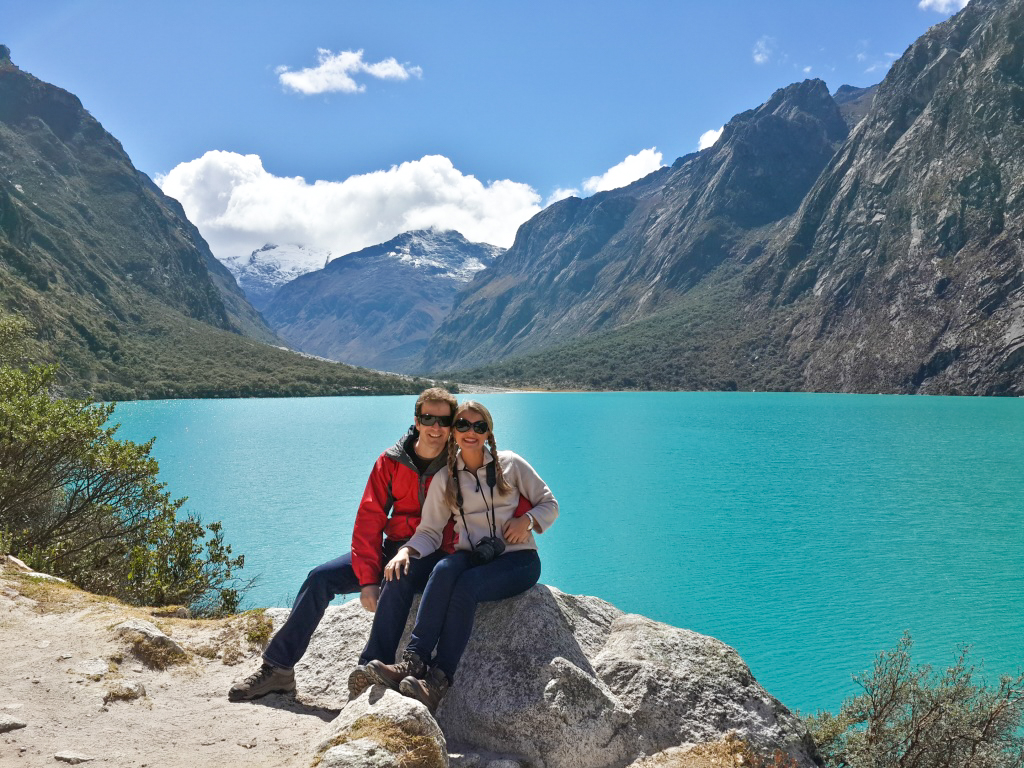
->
xmin=753 ymin=36 xmax=775 ymax=65
xmin=918 ymin=0 xmax=969 ymax=13
xmin=582 ymin=148 xmax=665 ymax=195
xmin=545 ymin=187 xmax=579 ymax=206
xmin=802 ymin=65 xmax=813 ymax=74
xmin=698 ymin=127 xmax=724 ymax=151
xmin=156 ymin=151 xmax=540 ymax=260
xmin=276 ymin=48 xmax=422 ymax=95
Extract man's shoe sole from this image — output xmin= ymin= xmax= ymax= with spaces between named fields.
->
xmin=347 ymin=666 xmax=374 ymax=699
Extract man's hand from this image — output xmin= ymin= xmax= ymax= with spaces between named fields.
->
xmin=384 ymin=546 xmax=415 ymax=582
xmin=360 ymin=584 xmax=380 ymax=612
xmin=502 ymin=514 xmax=533 ymax=544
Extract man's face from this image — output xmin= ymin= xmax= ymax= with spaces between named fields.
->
xmin=415 ymin=399 xmax=453 ymax=455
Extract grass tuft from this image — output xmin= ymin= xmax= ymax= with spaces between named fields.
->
xmin=312 ymin=714 xmax=445 ymax=768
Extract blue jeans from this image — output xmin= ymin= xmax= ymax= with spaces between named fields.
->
xmin=407 ymin=549 xmax=541 ymax=682
xmin=262 ymin=541 xmax=446 ymax=669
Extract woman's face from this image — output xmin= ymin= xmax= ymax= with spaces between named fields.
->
xmin=454 ymin=408 xmax=490 ymax=453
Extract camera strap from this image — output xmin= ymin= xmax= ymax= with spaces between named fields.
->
xmin=453 ymin=459 xmax=498 ymax=549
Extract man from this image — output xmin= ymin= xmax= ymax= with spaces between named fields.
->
xmin=228 ymin=387 xmax=458 ymax=701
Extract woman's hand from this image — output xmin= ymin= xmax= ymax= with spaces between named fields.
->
xmin=384 ymin=546 xmax=416 ymax=581
xmin=502 ymin=514 xmax=533 ymax=545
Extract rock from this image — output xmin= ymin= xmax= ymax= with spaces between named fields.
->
xmin=27 ymin=572 xmax=67 ymax=583
xmin=4 ymin=555 xmax=33 ymax=573
xmin=102 ymin=681 xmax=145 ymax=704
xmin=268 ymin=606 xmax=377 ymax=708
xmin=319 ymin=738 xmax=403 ymax=768
xmin=54 ymin=752 xmax=94 ymax=764
xmin=315 ymin=687 xmax=447 ymax=768
xmin=0 ymin=714 xmax=27 ymax=733
xmin=294 ymin=585 xmax=818 ymax=768
xmin=113 ymin=619 xmax=187 ymax=668
xmin=1 ymin=556 xmax=67 ymax=582
xmin=74 ymin=658 xmax=111 ymax=681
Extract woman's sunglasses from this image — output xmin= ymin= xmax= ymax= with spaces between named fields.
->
xmin=417 ymin=414 xmax=453 ymax=427
xmin=454 ymin=418 xmax=489 ymax=434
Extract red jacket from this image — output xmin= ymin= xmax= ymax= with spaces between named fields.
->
xmin=351 ymin=429 xmax=455 ymax=586
xmin=350 ymin=428 xmax=533 ymax=586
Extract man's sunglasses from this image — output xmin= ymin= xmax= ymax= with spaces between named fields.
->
xmin=417 ymin=414 xmax=453 ymax=427
xmin=454 ymin=418 xmax=489 ymax=434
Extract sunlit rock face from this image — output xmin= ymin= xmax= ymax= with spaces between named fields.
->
xmin=750 ymin=0 xmax=1024 ymax=395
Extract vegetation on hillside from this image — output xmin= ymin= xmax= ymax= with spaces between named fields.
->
xmin=441 ymin=276 xmax=803 ymax=392
xmin=0 ymin=311 xmax=249 ymax=614
xmin=805 ymin=633 xmax=1024 ymax=768
xmin=1 ymin=260 xmax=434 ymax=400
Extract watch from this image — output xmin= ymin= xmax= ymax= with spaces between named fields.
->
xmin=525 ymin=512 xmax=535 ymax=531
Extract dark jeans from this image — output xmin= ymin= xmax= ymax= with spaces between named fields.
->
xmin=262 ymin=540 xmax=446 ymax=669
xmin=407 ymin=549 xmax=541 ymax=682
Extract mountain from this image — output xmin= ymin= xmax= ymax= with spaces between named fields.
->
xmin=749 ymin=0 xmax=1024 ymax=394
xmin=426 ymin=0 xmax=1024 ymax=396
xmin=0 ymin=46 xmax=427 ymax=399
xmin=220 ymin=243 xmax=331 ymax=311
xmin=422 ymin=78 xmax=850 ymax=373
xmin=263 ymin=230 xmax=502 ymax=372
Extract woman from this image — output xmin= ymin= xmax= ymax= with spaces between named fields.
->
xmin=365 ymin=400 xmax=558 ymax=711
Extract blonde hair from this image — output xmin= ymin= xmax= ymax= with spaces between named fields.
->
xmin=444 ymin=400 xmax=512 ymax=509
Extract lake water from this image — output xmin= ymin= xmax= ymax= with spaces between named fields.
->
xmin=111 ymin=392 xmax=1024 ymax=716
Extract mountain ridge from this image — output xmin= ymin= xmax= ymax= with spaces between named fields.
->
xmin=264 ymin=229 xmax=502 ymax=372
xmin=423 ymin=0 xmax=1024 ymax=395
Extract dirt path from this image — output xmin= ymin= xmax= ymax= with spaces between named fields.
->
xmin=0 ymin=561 xmax=337 ymax=768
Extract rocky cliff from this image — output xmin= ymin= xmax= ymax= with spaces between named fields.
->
xmin=424 ymin=0 xmax=1024 ymax=395
xmin=421 ymin=79 xmax=850 ymax=373
xmin=264 ymin=230 xmax=502 ymax=372
xmin=751 ymin=0 xmax=1024 ymax=394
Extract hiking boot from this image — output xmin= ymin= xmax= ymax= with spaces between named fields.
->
xmin=365 ymin=650 xmax=427 ymax=691
xmin=347 ymin=664 xmax=374 ymax=700
xmin=228 ymin=663 xmax=295 ymax=701
xmin=399 ymin=666 xmax=450 ymax=712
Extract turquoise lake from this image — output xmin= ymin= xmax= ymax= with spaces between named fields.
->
xmin=111 ymin=392 xmax=1024 ymax=716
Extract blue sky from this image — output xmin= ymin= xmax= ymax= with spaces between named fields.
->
xmin=5 ymin=0 xmax=968 ymax=259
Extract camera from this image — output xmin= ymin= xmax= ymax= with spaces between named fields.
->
xmin=470 ymin=535 xmax=506 ymax=566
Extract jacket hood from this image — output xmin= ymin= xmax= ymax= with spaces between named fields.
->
xmin=385 ymin=425 xmax=449 ymax=476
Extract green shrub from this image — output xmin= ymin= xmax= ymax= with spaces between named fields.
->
xmin=805 ymin=633 xmax=1024 ymax=768
xmin=0 ymin=312 xmax=247 ymax=615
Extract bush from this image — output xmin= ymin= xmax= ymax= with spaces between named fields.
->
xmin=805 ymin=633 xmax=1024 ymax=768
xmin=0 ymin=312 xmax=247 ymax=615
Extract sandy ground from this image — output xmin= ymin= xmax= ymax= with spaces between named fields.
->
xmin=0 ymin=561 xmax=338 ymax=768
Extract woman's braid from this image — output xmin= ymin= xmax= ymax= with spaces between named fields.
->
xmin=487 ymin=434 xmax=513 ymax=496
xmin=444 ymin=434 xmax=460 ymax=511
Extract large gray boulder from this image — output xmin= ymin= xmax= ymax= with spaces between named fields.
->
xmin=271 ymin=585 xmax=818 ymax=768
